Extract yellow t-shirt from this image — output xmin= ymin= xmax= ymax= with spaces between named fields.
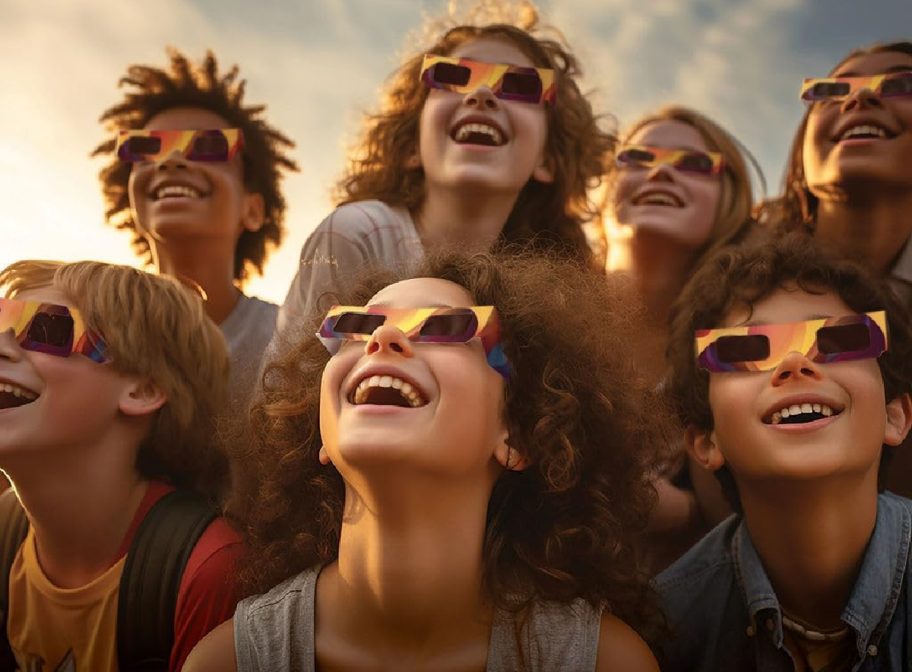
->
xmin=7 ymin=527 xmax=124 ymax=672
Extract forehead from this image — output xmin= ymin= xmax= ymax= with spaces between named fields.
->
xmin=14 ymin=285 xmax=74 ymax=310
xmin=723 ymin=286 xmax=855 ymax=328
xmin=832 ymin=50 xmax=912 ymax=77
xmin=144 ymin=106 xmax=232 ymax=131
xmin=628 ymin=119 xmax=709 ymax=152
xmin=368 ymin=277 xmax=474 ymax=308
xmin=449 ymin=36 xmax=536 ymax=69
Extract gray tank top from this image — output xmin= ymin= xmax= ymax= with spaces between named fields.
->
xmin=234 ymin=567 xmax=603 ymax=671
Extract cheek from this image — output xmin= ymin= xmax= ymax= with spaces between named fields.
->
xmin=127 ymin=167 xmax=151 ymax=211
xmin=612 ymin=172 xmax=640 ymax=215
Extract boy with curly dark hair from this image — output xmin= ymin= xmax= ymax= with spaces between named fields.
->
xmin=94 ymin=48 xmax=297 ymax=413
xmin=656 ymin=231 xmax=912 ymax=671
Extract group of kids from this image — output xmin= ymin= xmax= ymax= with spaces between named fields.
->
xmin=1 ymin=3 xmax=911 ymax=670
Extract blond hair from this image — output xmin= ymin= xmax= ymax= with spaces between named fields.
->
xmin=0 ymin=260 xmax=230 ymax=497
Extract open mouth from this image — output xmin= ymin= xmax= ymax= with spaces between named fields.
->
xmin=837 ymin=123 xmax=896 ymax=142
xmin=0 ymin=382 xmax=39 ymax=410
xmin=349 ymin=374 xmax=428 ymax=409
xmin=632 ymin=190 xmax=684 ymax=208
xmin=149 ymin=183 xmax=206 ymax=201
xmin=450 ymin=122 xmax=506 ymax=147
xmin=764 ymin=402 xmax=843 ymax=426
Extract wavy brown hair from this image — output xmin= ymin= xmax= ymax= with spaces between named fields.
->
xmin=93 ymin=48 xmax=298 ymax=283
xmin=766 ymin=41 xmax=912 ymax=230
xmin=229 ymin=250 xmax=672 ymax=634
xmin=334 ymin=6 xmax=615 ymax=265
xmin=1 ymin=260 xmax=230 ymax=499
xmin=666 ymin=230 xmax=912 ymax=511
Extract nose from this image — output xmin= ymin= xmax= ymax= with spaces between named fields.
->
xmin=645 ymin=162 xmax=676 ymax=182
xmin=463 ymin=86 xmax=499 ymax=111
xmin=155 ymin=149 xmax=190 ymax=171
xmin=0 ymin=329 xmax=24 ymax=363
xmin=771 ymin=351 xmax=822 ymax=386
xmin=841 ymin=86 xmax=884 ymax=113
xmin=365 ymin=324 xmax=414 ymax=358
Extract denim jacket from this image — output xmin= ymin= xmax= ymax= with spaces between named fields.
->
xmin=654 ymin=493 xmax=912 ymax=671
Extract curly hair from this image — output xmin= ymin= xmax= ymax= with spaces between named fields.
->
xmin=228 ymin=250 xmax=672 ymax=635
xmin=606 ymin=105 xmax=761 ymax=270
xmin=334 ymin=6 xmax=615 ymax=266
xmin=93 ymin=48 xmax=298 ymax=283
xmin=666 ymin=230 xmax=912 ymax=510
xmin=0 ymin=260 xmax=230 ymax=499
xmin=765 ymin=41 xmax=912 ymax=230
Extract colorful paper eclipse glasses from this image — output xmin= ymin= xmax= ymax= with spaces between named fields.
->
xmin=317 ymin=305 xmax=511 ymax=379
xmin=0 ymin=298 xmax=109 ymax=363
xmin=420 ymin=54 xmax=555 ymax=105
xmin=616 ymin=144 xmax=724 ymax=176
xmin=116 ymin=128 xmax=243 ymax=163
xmin=696 ymin=311 xmax=888 ymax=373
xmin=800 ymin=71 xmax=912 ymax=103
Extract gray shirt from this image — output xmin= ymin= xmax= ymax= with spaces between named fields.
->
xmin=234 ymin=566 xmax=603 ymax=672
xmin=220 ymin=293 xmax=278 ymax=415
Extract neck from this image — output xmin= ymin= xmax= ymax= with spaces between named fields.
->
xmin=815 ymin=191 xmax=912 ymax=275
xmin=319 ymin=475 xmax=494 ymax=656
xmin=6 ymin=429 xmax=150 ymax=589
xmin=414 ymin=185 xmax=519 ymax=254
xmin=151 ymin=240 xmax=240 ymax=324
xmin=740 ymin=470 xmax=879 ymax=628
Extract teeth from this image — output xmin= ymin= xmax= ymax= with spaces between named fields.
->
xmin=769 ymin=402 xmax=836 ymax=425
xmin=0 ymin=382 xmax=38 ymax=401
xmin=154 ymin=184 xmax=202 ymax=200
xmin=840 ymin=124 xmax=887 ymax=141
xmin=352 ymin=375 xmax=425 ymax=408
xmin=634 ymin=192 xmax=680 ymax=207
xmin=454 ymin=123 xmax=504 ymax=145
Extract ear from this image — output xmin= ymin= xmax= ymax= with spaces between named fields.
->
xmin=405 ymin=152 xmax=422 ymax=170
xmin=685 ymin=424 xmax=725 ymax=472
xmin=494 ymin=433 xmax=530 ymax=472
xmin=318 ymin=445 xmax=331 ymax=465
xmin=531 ymin=159 xmax=554 ymax=184
xmin=118 ymin=379 xmax=167 ymax=418
xmin=240 ymin=192 xmax=266 ymax=233
xmin=884 ymin=393 xmax=912 ymax=447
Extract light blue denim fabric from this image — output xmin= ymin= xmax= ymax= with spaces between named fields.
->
xmin=654 ymin=492 xmax=912 ymax=671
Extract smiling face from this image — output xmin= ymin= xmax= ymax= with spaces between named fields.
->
xmin=700 ymin=287 xmax=906 ymax=487
xmin=417 ymin=36 xmax=552 ymax=196
xmin=0 ymin=286 xmax=134 ymax=458
xmin=319 ymin=277 xmax=508 ymax=481
xmin=127 ymin=106 xmax=264 ymax=251
xmin=613 ymin=120 xmax=722 ymax=249
xmin=803 ymin=49 xmax=912 ymax=198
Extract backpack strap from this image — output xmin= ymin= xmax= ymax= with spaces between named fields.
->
xmin=117 ymin=488 xmax=218 ymax=672
xmin=0 ymin=488 xmax=29 ymax=671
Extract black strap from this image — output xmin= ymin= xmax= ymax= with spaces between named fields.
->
xmin=0 ymin=488 xmax=29 ymax=672
xmin=116 ymin=489 xmax=217 ymax=672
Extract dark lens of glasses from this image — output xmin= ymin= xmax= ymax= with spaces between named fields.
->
xmin=432 ymin=62 xmax=471 ymax=86
xmin=881 ymin=73 xmax=912 ymax=97
xmin=24 ymin=312 xmax=74 ymax=349
xmin=714 ymin=334 xmax=770 ymax=363
xmin=617 ymin=148 xmax=656 ymax=165
xmin=676 ymin=152 xmax=714 ymax=174
xmin=501 ymin=72 xmax=541 ymax=97
xmin=120 ymin=136 xmax=161 ymax=160
xmin=419 ymin=313 xmax=477 ymax=339
xmin=809 ymin=81 xmax=850 ymax=100
xmin=187 ymin=132 xmax=230 ymax=161
xmin=816 ymin=323 xmax=870 ymax=354
xmin=333 ymin=312 xmax=386 ymax=335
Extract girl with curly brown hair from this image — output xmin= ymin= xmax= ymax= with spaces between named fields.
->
xmin=184 ymin=252 xmax=666 ymax=671
xmin=271 ymin=5 xmax=614 ymax=351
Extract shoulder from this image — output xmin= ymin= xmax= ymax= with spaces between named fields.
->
xmin=304 ymin=200 xmax=418 ymax=253
xmin=595 ymin=613 xmax=659 ymax=672
xmin=236 ymin=565 xmax=317 ymax=624
xmin=181 ymin=618 xmax=237 ymax=672
xmin=655 ymin=515 xmax=739 ymax=595
xmin=182 ymin=517 xmax=243 ymax=584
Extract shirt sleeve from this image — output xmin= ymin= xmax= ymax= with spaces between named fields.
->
xmin=169 ymin=518 xmax=244 ymax=672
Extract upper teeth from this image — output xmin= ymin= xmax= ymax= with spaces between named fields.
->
xmin=635 ymin=192 xmax=680 ymax=207
xmin=840 ymin=124 xmax=887 ymax=141
xmin=154 ymin=185 xmax=202 ymax=199
xmin=352 ymin=375 xmax=425 ymax=408
xmin=0 ymin=382 xmax=38 ymax=401
xmin=769 ymin=403 xmax=835 ymax=425
xmin=454 ymin=123 xmax=504 ymax=145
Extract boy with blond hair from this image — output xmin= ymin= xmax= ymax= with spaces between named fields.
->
xmin=0 ymin=260 xmax=240 ymax=672
xmin=656 ymin=232 xmax=912 ymax=671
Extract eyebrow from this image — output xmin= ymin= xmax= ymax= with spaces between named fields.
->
xmin=368 ymin=302 xmax=456 ymax=308
xmin=741 ymin=314 xmax=833 ymax=327
xmin=834 ymin=65 xmax=912 ymax=77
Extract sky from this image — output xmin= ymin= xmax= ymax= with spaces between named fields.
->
xmin=1 ymin=0 xmax=909 ymax=303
